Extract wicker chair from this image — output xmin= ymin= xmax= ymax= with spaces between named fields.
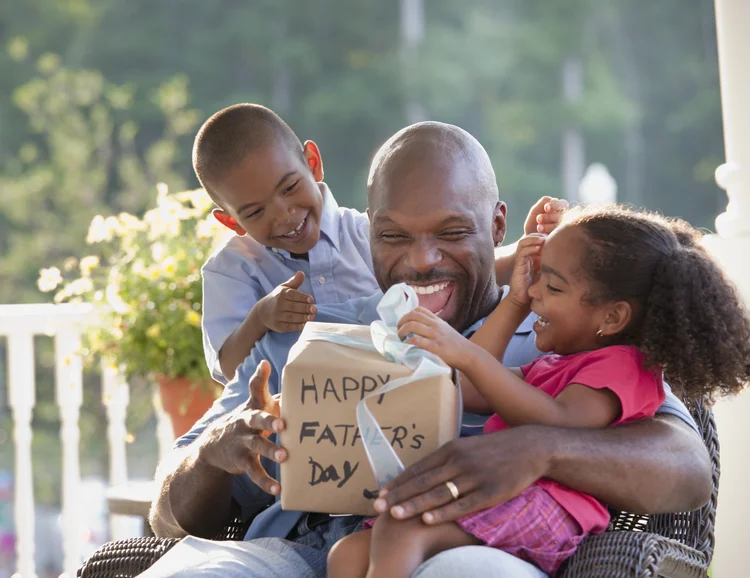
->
xmin=78 ymin=399 xmax=718 ymax=578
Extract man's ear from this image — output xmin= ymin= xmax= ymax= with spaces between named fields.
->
xmin=599 ymin=301 xmax=633 ymax=338
xmin=303 ymin=141 xmax=324 ymax=182
xmin=212 ymin=208 xmax=246 ymax=236
xmin=492 ymin=202 xmax=508 ymax=247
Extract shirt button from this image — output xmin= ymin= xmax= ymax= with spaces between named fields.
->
xmin=318 ymin=276 xmax=326 ymax=284
xmin=271 ymin=248 xmax=278 ymax=253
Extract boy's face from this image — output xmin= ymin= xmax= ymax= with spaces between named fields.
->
xmin=211 ymin=141 xmax=325 ymax=254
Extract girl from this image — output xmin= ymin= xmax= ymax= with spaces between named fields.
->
xmin=327 ymin=205 xmax=750 ymax=578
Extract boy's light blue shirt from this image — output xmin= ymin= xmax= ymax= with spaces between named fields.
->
xmin=176 ymin=290 xmax=698 ymax=543
xmin=201 ymin=183 xmax=378 ymax=382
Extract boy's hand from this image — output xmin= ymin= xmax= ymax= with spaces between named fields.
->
xmin=524 ymin=196 xmax=568 ymax=235
xmin=397 ymin=307 xmax=473 ymax=370
xmin=259 ymin=272 xmax=316 ymax=333
xmin=508 ymin=235 xmax=544 ymax=309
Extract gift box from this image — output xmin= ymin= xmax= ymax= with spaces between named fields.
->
xmin=279 ymin=285 xmax=460 ymax=516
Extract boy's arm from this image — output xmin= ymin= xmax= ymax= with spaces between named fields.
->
xmin=218 ymin=303 xmax=270 ymax=382
xmin=218 ymin=271 xmax=315 ymax=381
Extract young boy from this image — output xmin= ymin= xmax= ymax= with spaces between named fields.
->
xmin=193 ymin=104 xmax=565 ymax=382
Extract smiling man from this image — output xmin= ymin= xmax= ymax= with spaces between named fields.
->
xmin=145 ymin=122 xmax=710 ymax=578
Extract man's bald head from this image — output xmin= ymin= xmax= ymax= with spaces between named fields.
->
xmin=366 ymin=122 xmax=506 ymax=331
xmin=367 ymin=121 xmax=499 ymax=209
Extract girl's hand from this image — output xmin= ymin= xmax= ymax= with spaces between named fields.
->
xmin=397 ymin=307 xmax=473 ymax=370
xmin=524 ymin=196 xmax=568 ymax=235
xmin=508 ymin=235 xmax=544 ymax=309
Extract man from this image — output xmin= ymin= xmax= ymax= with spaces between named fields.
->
xmin=145 ymin=122 xmax=711 ymax=578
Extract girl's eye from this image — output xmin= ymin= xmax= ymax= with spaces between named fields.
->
xmin=546 ymin=284 xmax=561 ymax=293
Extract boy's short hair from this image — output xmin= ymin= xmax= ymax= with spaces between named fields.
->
xmin=192 ymin=103 xmax=303 ymax=205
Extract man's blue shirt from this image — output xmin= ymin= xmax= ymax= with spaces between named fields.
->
xmin=176 ymin=289 xmax=696 ymax=541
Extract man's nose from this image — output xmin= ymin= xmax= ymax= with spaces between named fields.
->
xmin=404 ymin=241 xmax=442 ymax=272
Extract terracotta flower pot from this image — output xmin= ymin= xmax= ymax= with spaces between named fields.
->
xmin=156 ymin=376 xmax=220 ymax=439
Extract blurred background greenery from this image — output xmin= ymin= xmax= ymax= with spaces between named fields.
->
xmin=0 ymin=0 xmax=726 ymax=521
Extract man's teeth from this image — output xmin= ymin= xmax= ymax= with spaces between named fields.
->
xmin=282 ymin=219 xmax=305 ymax=237
xmin=410 ymin=282 xmax=450 ymax=295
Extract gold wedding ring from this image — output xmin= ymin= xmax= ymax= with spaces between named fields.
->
xmin=445 ymin=480 xmax=460 ymax=500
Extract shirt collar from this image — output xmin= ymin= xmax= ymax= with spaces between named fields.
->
xmin=464 ymin=286 xmax=537 ymax=335
xmin=317 ymin=182 xmax=341 ymax=252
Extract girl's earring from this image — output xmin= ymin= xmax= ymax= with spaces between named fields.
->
xmin=596 ymin=329 xmax=604 ymax=339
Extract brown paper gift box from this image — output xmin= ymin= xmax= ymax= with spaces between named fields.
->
xmin=279 ymin=321 xmax=460 ymax=516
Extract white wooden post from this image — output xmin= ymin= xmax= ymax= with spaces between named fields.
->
xmin=101 ymin=362 xmax=131 ymax=540
xmin=7 ymin=332 xmax=37 ymax=578
xmin=702 ymin=1 xmax=750 ymax=575
xmin=55 ymin=330 xmax=84 ymax=577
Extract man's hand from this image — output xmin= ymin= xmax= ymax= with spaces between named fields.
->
xmin=397 ymin=307 xmax=475 ymax=370
xmin=524 ymin=196 xmax=568 ymax=236
xmin=373 ymin=427 xmax=549 ymax=524
xmin=259 ymin=271 xmax=316 ymax=333
xmin=507 ymin=235 xmax=544 ymax=309
xmin=195 ymin=360 xmax=287 ymax=495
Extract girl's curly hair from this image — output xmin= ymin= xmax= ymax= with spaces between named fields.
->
xmin=566 ymin=204 xmax=750 ymax=401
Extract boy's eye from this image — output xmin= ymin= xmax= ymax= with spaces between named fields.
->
xmin=546 ymin=284 xmax=561 ymax=293
xmin=246 ymin=208 xmax=263 ymax=219
xmin=283 ymin=180 xmax=299 ymax=194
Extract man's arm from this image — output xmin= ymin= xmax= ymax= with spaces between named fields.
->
xmin=374 ymin=414 xmax=711 ymax=523
xmin=149 ymin=361 xmax=287 ymax=538
xmin=150 ymin=445 xmax=235 ymax=538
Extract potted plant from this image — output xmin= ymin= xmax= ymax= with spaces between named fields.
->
xmin=39 ymin=184 xmax=230 ymax=437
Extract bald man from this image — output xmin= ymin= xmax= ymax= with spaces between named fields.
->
xmin=145 ymin=123 xmax=709 ymax=578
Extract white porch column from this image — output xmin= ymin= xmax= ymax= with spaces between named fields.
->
xmin=702 ymin=1 xmax=750 ymax=575
xmin=8 ymin=332 xmax=37 ymax=578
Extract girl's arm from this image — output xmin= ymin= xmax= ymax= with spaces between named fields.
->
xmin=459 ymin=297 xmax=528 ymax=413
xmin=460 ymin=344 xmax=620 ymax=428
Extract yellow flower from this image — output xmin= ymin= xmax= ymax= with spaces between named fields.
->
xmin=79 ymin=256 xmax=100 ymax=276
xmin=68 ymin=277 xmax=93 ymax=296
xmin=146 ymin=324 xmax=161 ymax=339
xmin=185 ymin=310 xmax=201 ymax=327
xmin=117 ymin=212 xmax=144 ymax=232
xmin=37 ymin=267 xmax=63 ymax=292
xmin=86 ymin=215 xmax=122 ymax=244
xmin=187 ymin=189 xmax=214 ymax=214
xmin=105 ymin=282 xmax=130 ymax=314
xmin=197 ymin=216 xmax=221 ymax=240
xmin=161 ymin=256 xmax=177 ymax=276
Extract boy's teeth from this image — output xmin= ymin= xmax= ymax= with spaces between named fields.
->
xmin=412 ymin=282 xmax=449 ymax=295
xmin=282 ymin=219 xmax=305 ymax=237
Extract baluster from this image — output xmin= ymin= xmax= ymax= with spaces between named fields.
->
xmin=101 ymin=362 xmax=130 ymax=540
xmin=55 ymin=330 xmax=83 ymax=577
xmin=8 ymin=332 xmax=37 ymax=578
xmin=152 ymin=387 xmax=174 ymax=464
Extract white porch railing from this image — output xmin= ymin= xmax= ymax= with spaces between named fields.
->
xmin=0 ymin=304 xmax=135 ymax=578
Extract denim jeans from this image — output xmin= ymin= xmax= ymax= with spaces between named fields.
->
xmin=138 ymin=517 xmax=548 ymax=578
